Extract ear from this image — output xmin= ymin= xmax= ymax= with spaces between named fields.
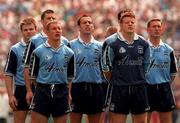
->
xmin=92 ymin=24 xmax=95 ymax=30
xmin=147 ymin=27 xmax=150 ymax=33
xmin=161 ymin=24 xmax=165 ymax=33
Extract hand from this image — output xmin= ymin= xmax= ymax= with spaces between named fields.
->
xmin=26 ymin=91 xmax=33 ymax=105
xmin=9 ymin=95 xmax=17 ymax=110
xmin=103 ymin=71 xmax=112 ymax=81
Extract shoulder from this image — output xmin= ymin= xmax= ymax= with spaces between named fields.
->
xmin=61 ymin=36 xmax=70 ymax=46
xmin=62 ymin=44 xmax=74 ymax=55
xmin=162 ymin=42 xmax=174 ymax=52
xmin=30 ymin=33 xmax=43 ymax=42
xmin=136 ymin=35 xmax=149 ymax=47
xmin=92 ymin=39 xmax=102 ymax=47
xmin=10 ymin=42 xmax=21 ymax=52
xmin=70 ymin=38 xmax=78 ymax=44
xmin=33 ymin=43 xmax=45 ymax=53
xmin=70 ymin=38 xmax=79 ymax=47
xmin=104 ymin=33 xmax=118 ymax=45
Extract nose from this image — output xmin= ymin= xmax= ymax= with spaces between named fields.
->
xmin=50 ymin=17 xmax=54 ymax=21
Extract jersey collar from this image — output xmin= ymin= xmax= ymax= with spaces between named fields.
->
xmin=44 ymin=40 xmax=64 ymax=52
xmin=20 ymin=39 xmax=27 ymax=46
xmin=117 ymin=32 xmax=139 ymax=44
xmin=78 ymin=35 xmax=95 ymax=45
xmin=147 ymin=39 xmax=163 ymax=48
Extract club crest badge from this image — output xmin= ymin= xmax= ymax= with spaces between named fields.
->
xmin=138 ymin=46 xmax=144 ymax=54
xmin=119 ymin=47 xmax=126 ymax=53
xmin=45 ymin=54 xmax=52 ymax=60
xmin=76 ymin=48 xmax=81 ymax=55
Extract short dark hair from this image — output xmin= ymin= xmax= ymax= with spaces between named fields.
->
xmin=19 ymin=17 xmax=37 ymax=31
xmin=45 ymin=20 xmax=61 ymax=30
xmin=41 ymin=9 xmax=55 ymax=20
xmin=147 ymin=18 xmax=161 ymax=27
xmin=77 ymin=14 xmax=91 ymax=26
xmin=117 ymin=8 xmax=133 ymax=20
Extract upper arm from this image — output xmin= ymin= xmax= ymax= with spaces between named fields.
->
xmin=29 ymin=51 xmax=40 ymax=79
xmin=102 ymin=42 xmax=114 ymax=72
xmin=4 ymin=49 xmax=17 ymax=76
xmin=23 ymin=41 xmax=35 ymax=67
xmin=170 ymin=51 xmax=178 ymax=75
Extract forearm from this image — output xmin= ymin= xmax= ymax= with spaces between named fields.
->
xmin=171 ymin=75 xmax=176 ymax=83
xmin=5 ymin=76 xmax=14 ymax=97
xmin=24 ymin=68 xmax=32 ymax=92
xmin=68 ymin=81 xmax=72 ymax=94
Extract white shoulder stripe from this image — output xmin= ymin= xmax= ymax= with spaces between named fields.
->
xmin=24 ymin=41 xmax=32 ymax=65
xmin=30 ymin=54 xmax=36 ymax=77
xmin=4 ymin=49 xmax=12 ymax=72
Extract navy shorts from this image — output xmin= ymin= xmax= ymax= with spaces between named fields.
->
xmin=109 ymin=84 xmax=150 ymax=115
xmin=147 ymin=82 xmax=176 ymax=112
xmin=102 ymin=82 xmax=108 ymax=103
xmin=30 ymin=83 xmax=70 ymax=117
xmin=14 ymin=85 xmax=29 ymax=111
xmin=71 ymin=82 xmax=104 ymax=114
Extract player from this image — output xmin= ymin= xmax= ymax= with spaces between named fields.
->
xmin=102 ymin=10 xmax=151 ymax=123
xmin=29 ymin=20 xmax=74 ymax=123
xmin=146 ymin=18 xmax=177 ymax=123
xmin=70 ymin=14 xmax=104 ymax=123
xmin=23 ymin=9 xmax=70 ymax=105
xmin=4 ymin=17 xmax=37 ymax=123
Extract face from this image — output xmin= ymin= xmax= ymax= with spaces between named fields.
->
xmin=79 ymin=17 xmax=94 ymax=34
xmin=21 ymin=23 xmax=37 ymax=42
xmin=120 ymin=17 xmax=136 ymax=34
xmin=41 ymin=13 xmax=57 ymax=28
xmin=147 ymin=20 xmax=162 ymax=37
xmin=46 ymin=23 xmax=62 ymax=41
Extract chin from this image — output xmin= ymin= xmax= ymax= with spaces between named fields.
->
xmin=53 ymin=39 xmax=59 ymax=42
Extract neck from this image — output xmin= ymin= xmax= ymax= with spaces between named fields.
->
xmin=48 ymin=39 xmax=60 ymax=49
xmin=42 ymin=28 xmax=47 ymax=35
xmin=121 ymin=31 xmax=134 ymax=43
xmin=80 ymin=33 xmax=92 ymax=44
xmin=149 ymin=36 xmax=161 ymax=47
xmin=23 ymin=38 xmax=29 ymax=44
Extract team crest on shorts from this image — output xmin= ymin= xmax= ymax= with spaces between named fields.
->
xmin=109 ymin=103 xmax=115 ymax=111
xmin=138 ymin=46 xmax=144 ymax=54
xmin=119 ymin=47 xmax=126 ymax=53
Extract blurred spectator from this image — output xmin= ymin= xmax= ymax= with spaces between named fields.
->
xmin=0 ymin=87 xmax=9 ymax=123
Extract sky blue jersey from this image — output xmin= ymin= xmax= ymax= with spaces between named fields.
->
xmin=29 ymin=41 xmax=74 ymax=84
xmin=70 ymin=37 xmax=103 ymax=84
xmin=4 ymin=41 xmax=27 ymax=85
xmin=102 ymin=32 xmax=151 ymax=86
xmin=146 ymin=41 xmax=178 ymax=84
xmin=23 ymin=32 xmax=70 ymax=67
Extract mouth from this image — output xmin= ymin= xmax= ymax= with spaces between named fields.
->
xmin=55 ymin=34 xmax=61 ymax=37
